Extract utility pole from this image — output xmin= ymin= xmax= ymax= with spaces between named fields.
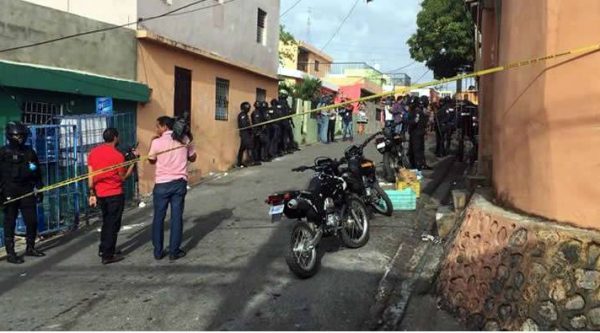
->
xmin=306 ymin=7 xmax=312 ymax=43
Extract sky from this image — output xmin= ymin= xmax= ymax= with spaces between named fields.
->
xmin=279 ymin=0 xmax=446 ymax=89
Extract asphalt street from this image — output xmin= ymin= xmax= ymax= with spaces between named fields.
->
xmin=0 ymin=136 xmax=427 ymax=331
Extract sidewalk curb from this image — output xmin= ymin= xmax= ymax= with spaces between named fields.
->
xmin=364 ymin=156 xmax=457 ymax=330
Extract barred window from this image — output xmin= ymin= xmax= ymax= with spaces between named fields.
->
xmin=257 ymin=8 xmax=267 ymax=45
xmin=256 ymin=88 xmax=266 ymax=102
xmin=215 ymin=78 xmax=230 ymax=121
xmin=22 ymin=101 xmax=60 ymax=125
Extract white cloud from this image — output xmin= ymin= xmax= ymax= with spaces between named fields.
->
xmin=280 ymin=0 xmax=441 ymax=87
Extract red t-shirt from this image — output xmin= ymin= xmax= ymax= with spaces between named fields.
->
xmin=88 ymin=144 xmax=126 ymax=198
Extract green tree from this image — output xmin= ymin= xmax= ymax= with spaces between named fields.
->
xmin=279 ymin=25 xmax=297 ymax=65
xmin=294 ymin=76 xmax=322 ymax=103
xmin=407 ymin=0 xmax=474 ymax=79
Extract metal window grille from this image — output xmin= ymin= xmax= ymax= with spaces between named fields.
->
xmin=22 ymin=101 xmax=60 ymax=125
xmin=215 ymin=78 xmax=230 ymax=121
xmin=376 ymin=108 xmax=382 ymax=121
xmin=257 ymin=8 xmax=267 ymax=45
xmin=314 ymin=60 xmax=320 ymax=72
xmin=256 ymin=88 xmax=266 ymax=102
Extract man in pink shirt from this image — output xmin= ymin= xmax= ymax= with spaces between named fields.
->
xmin=148 ymin=116 xmax=197 ymax=261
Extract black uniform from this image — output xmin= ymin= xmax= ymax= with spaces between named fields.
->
xmin=0 ymin=122 xmax=45 ymax=264
xmin=251 ymin=102 xmax=270 ymax=162
xmin=435 ymin=102 xmax=449 ymax=157
xmin=237 ymin=103 xmax=255 ymax=167
xmin=267 ymin=101 xmax=282 ymax=158
xmin=279 ymin=95 xmax=298 ymax=151
xmin=408 ymin=102 xmax=429 ymax=170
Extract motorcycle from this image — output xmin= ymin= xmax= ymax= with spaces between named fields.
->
xmin=340 ymin=132 xmax=393 ymax=216
xmin=374 ymin=122 xmax=410 ymax=183
xmin=265 ymin=157 xmax=370 ymax=279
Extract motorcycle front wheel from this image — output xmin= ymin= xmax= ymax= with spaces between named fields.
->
xmin=371 ymin=183 xmax=393 ymax=216
xmin=285 ymin=222 xmax=320 ymax=279
xmin=340 ymin=196 xmax=370 ymax=248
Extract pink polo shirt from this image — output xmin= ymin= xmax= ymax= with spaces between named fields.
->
xmin=148 ymin=131 xmax=196 ymax=184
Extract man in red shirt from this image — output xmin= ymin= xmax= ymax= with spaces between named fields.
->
xmin=87 ymin=128 xmax=136 ymax=265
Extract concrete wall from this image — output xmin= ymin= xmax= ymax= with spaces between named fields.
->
xmin=0 ymin=0 xmax=137 ymax=80
xmin=138 ymin=0 xmax=280 ymax=75
xmin=481 ymin=0 xmax=600 ymax=229
xmin=136 ymin=40 xmax=278 ymax=194
xmin=21 ymin=0 xmax=137 ymax=27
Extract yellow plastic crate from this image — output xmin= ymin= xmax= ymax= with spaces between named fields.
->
xmin=396 ymin=180 xmax=421 ymax=198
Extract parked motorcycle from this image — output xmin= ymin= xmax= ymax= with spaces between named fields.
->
xmin=374 ymin=123 xmax=410 ymax=183
xmin=340 ymin=132 xmax=393 ymax=216
xmin=266 ymin=157 xmax=370 ymax=279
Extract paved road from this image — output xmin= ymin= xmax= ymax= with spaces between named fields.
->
xmin=0 ymin=137 xmax=425 ymax=331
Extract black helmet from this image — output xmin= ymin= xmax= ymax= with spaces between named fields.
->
xmin=420 ymin=95 xmax=429 ymax=108
xmin=279 ymin=91 xmax=289 ymax=99
xmin=409 ymin=96 xmax=420 ymax=106
xmin=260 ymin=101 xmax=269 ymax=109
xmin=241 ymin=102 xmax=251 ymax=112
xmin=253 ymin=101 xmax=260 ymax=109
xmin=5 ymin=121 xmax=29 ymax=147
xmin=270 ymin=99 xmax=279 ymax=107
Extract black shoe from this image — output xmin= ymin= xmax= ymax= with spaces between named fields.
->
xmin=252 ymin=161 xmax=262 ymax=166
xmin=102 ymin=255 xmax=124 ymax=265
xmin=169 ymin=249 xmax=186 ymax=262
xmin=25 ymin=247 xmax=46 ymax=257
xmin=7 ymin=253 xmax=24 ymax=264
xmin=98 ymin=250 xmax=122 ymax=257
xmin=154 ymin=250 xmax=166 ymax=260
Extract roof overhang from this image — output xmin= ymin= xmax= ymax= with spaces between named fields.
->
xmin=138 ymin=30 xmax=278 ymax=81
xmin=0 ymin=59 xmax=150 ymax=102
xmin=278 ymin=67 xmax=339 ymax=92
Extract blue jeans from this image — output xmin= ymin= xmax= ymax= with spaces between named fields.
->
xmin=152 ymin=179 xmax=187 ymax=257
xmin=317 ymin=116 xmax=329 ymax=143
xmin=342 ymin=120 xmax=353 ymax=140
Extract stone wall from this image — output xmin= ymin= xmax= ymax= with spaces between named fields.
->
xmin=437 ymin=194 xmax=600 ymax=330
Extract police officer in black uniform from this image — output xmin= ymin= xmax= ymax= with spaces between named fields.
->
xmin=268 ymin=99 xmax=283 ymax=158
xmin=237 ymin=102 xmax=259 ymax=168
xmin=279 ymin=92 xmax=299 ymax=152
xmin=0 ymin=122 xmax=45 ymax=264
xmin=251 ymin=101 xmax=271 ymax=162
xmin=435 ymin=97 xmax=450 ymax=157
xmin=408 ymin=96 xmax=431 ymax=170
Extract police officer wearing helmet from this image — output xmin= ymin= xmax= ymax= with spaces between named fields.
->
xmin=237 ymin=101 xmax=258 ymax=168
xmin=268 ymin=99 xmax=283 ymax=158
xmin=407 ymin=96 xmax=431 ymax=170
xmin=0 ymin=121 xmax=45 ymax=264
xmin=278 ymin=91 xmax=299 ymax=152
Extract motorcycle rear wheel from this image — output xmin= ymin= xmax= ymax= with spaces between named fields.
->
xmin=340 ymin=196 xmax=370 ymax=248
xmin=285 ymin=222 xmax=320 ymax=279
xmin=382 ymin=152 xmax=397 ymax=183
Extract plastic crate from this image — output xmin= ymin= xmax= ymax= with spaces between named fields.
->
xmin=385 ymin=188 xmax=417 ymax=211
xmin=396 ymin=181 xmax=421 ymax=198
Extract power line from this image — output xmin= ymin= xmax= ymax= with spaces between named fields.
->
xmin=320 ymin=0 xmax=360 ymax=51
xmin=0 ymin=0 xmax=237 ymax=53
xmin=387 ymin=61 xmax=418 ymax=73
xmin=281 ymin=0 xmax=303 ymax=17
xmin=415 ymin=69 xmax=431 ymax=83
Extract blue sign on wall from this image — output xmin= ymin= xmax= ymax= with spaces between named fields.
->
xmin=96 ymin=97 xmax=113 ymax=115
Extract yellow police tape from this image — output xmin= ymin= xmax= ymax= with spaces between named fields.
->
xmin=3 ymin=41 xmax=600 ymax=206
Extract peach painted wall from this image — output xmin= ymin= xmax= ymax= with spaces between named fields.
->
xmin=136 ymin=40 xmax=278 ymax=194
xmin=486 ymin=0 xmax=600 ymax=229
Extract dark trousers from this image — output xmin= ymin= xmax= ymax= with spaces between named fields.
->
xmin=98 ymin=194 xmax=125 ymax=259
xmin=259 ymin=133 xmax=270 ymax=160
xmin=411 ymin=131 xmax=426 ymax=169
xmin=435 ymin=127 xmax=446 ymax=156
xmin=3 ymin=195 xmax=37 ymax=252
xmin=284 ymin=124 xmax=297 ymax=149
xmin=328 ymin=119 xmax=336 ymax=142
xmin=237 ymin=135 xmax=254 ymax=166
xmin=269 ymin=126 xmax=281 ymax=157
xmin=152 ymin=179 xmax=187 ymax=258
